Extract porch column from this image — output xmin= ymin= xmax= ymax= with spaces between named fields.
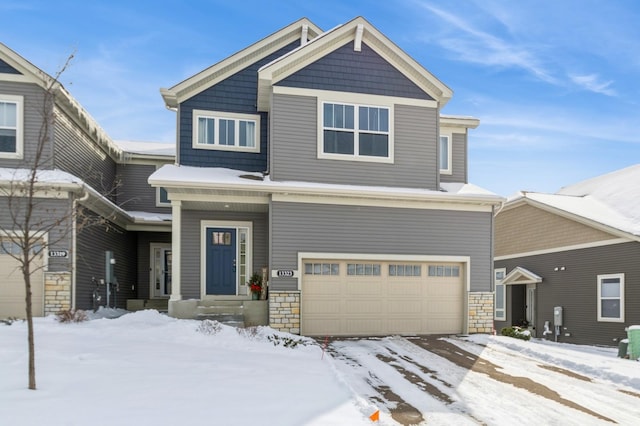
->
xmin=170 ymin=200 xmax=182 ymax=301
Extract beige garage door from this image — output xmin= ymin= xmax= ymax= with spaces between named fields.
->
xmin=0 ymin=240 xmax=44 ymax=319
xmin=301 ymin=260 xmax=464 ymax=336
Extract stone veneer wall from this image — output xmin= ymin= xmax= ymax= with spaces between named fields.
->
xmin=44 ymin=272 xmax=71 ymax=315
xmin=468 ymin=292 xmax=494 ymax=333
xmin=269 ymin=291 xmax=300 ymax=334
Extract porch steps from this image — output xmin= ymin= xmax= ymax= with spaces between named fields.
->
xmin=196 ymin=300 xmax=245 ymax=328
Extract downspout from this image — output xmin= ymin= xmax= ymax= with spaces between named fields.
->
xmin=71 ymin=187 xmax=90 ymax=310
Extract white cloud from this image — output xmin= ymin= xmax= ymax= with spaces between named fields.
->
xmin=569 ymin=73 xmax=616 ymax=96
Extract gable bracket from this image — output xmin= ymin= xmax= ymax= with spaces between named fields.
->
xmin=354 ymin=24 xmax=364 ymax=52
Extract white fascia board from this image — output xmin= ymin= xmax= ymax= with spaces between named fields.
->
xmin=440 ymin=115 xmax=480 ymax=130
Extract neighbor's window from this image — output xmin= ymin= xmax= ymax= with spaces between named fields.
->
xmin=597 ymin=273 xmax=624 ymax=322
xmin=192 ymin=110 xmax=260 ymax=152
xmin=322 ymin=102 xmax=391 ymax=161
xmin=439 ymin=134 xmax=451 ymax=174
xmin=494 ymin=268 xmax=506 ymax=321
xmin=0 ymin=95 xmax=23 ymax=158
xmin=347 ymin=263 xmax=381 ymax=276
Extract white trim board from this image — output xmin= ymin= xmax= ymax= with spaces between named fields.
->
xmin=494 ymin=238 xmax=630 ymax=261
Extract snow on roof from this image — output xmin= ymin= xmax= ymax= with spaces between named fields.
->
xmin=127 ymin=211 xmax=172 ymax=223
xmin=509 ymin=164 xmax=640 ymax=237
xmin=0 ymin=167 xmax=82 ymax=184
xmin=113 ymin=140 xmax=175 ymax=157
xmin=150 ymin=164 xmax=502 ymax=203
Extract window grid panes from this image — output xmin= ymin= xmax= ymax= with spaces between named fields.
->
xmin=0 ymin=100 xmax=18 ymax=153
xmin=598 ymin=274 xmax=623 ymax=321
xmin=239 ymin=231 xmax=247 ymax=287
xmin=304 ymin=263 xmax=339 ymax=275
xmin=194 ymin=111 xmax=258 ymax=150
xmin=347 ymin=263 xmax=381 ymax=276
xmin=494 ymin=268 xmax=506 ymax=320
xmin=428 ymin=265 xmax=460 ymax=277
xmin=389 ymin=264 xmax=421 ymax=277
xmin=439 ymin=135 xmax=450 ymax=172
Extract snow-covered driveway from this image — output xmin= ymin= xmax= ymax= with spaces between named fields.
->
xmin=327 ymin=335 xmax=640 ymax=425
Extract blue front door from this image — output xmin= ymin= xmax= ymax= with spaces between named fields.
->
xmin=206 ymin=228 xmax=237 ymax=295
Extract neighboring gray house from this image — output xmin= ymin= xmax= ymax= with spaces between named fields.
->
xmin=151 ymin=17 xmax=502 ymax=336
xmin=494 ymin=164 xmax=640 ymax=346
xmin=0 ymin=43 xmax=173 ymax=318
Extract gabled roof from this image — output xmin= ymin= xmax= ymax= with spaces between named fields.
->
xmin=160 ymin=18 xmax=322 ymax=109
xmin=501 ymin=267 xmax=542 ymax=285
xmin=503 ymin=164 xmax=640 ymax=240
xmin=257 ymin=16 xmax=453 ymax=111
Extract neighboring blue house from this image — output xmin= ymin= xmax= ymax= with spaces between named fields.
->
xmin=151 ymin=17 xmax=502 ymax=336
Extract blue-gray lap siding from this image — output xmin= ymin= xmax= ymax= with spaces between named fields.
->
xmin=494 ymin=241 xmax=640 ymax=347
xmin=270 ymin=93 xmax=439 ymax=189
xmin=75 ymin=215 xmax=137 ymax=311
xmin=180 ymin=209 xmax=269 ymax=299
xmin=277 ymin=41 xmax=433 ymax=101
xmin=178 ymin=41 xmax=301 ymax=171
xmin=440 ymin=133 xmax=467 ymax=184
xmin=0 ymin=81 xmax=52 ymax=169
xmin=116 ymin=163 xmax=171 ymax=213
xmin=270 ymin=201 xmax=492 ymax=292
xmin=0 ymin=59 xmax=21 ymax=74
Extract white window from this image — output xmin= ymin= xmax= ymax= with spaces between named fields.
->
xmin=494 ymin=268 xmax=506 ymax=321
xmin=320 ymin=101 xmax=392 ymax=162
xmin=428 ymin=265 xmax=460 ymax=277
xmin=0 ymin=94 xmax=23 ymax=159
xmin=304 ymin=263 xmax=339 ymax=275
xmin=347 ymin=263 xmax=381 ymax=276
xmin=597 ymin=273 xmax=624 ymax=322
xmin=439 ymin=134 xmax=452 ymax=174
xmin=192 ymin=110 xmax=260 ymax=153
xmin=389 ymin=264 xmax=421 ymax=277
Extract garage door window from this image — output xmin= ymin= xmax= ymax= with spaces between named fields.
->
xmin=428 ymin=265 xmax=460 ymax=277
xmin=304 ymin=263 xmax=339 ymax=275
xmin=389 ymin=264 xmax=421 ymax=277
xmin=347 ymin=263 xmax=381 ymax=276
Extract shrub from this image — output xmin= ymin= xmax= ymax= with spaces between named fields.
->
xmin=266 ymin=334 xmax=309 ymax=348
xmin=501 ymin=326 xmax=531 ymax=341
xmin=1 ymin=317 xmax=21 ymax=325
xmin=197 ymin=319 xmax=222 ymax=335
xmin=56 ymin=309 xmax=88 ymax=323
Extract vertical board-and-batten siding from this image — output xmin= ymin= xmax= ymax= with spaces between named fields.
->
xmin=180 ymin=210 xmax=269 ymax=299
xmin=0 ymin=81 xmax=50 ymax=169
xmin=0 ymin=59 xmax=21 ymax=74
xmin=270 ymin=201 xmax=492 ymax=292
xmin=178 ymin=40 xmax=302 ymax=171
xmin=116 ymin=163 xmax=170 ymax=213
xmin=271 ymin=94 xmax=438 ymax=189
xmin=495 ymin=241 xmax=640 ymax=347
xmin=53 ymin=107 xmax=117 ymax=201
xmin=440 ymin=133 xmax=467 ymax=184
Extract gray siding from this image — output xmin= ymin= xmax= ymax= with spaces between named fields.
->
xmin=0 ymin=59 xmax=21 ymax=74
xmin=271 ymin=94 xmax=438 ymax=189
xmin=136 ymin=231 xmax=172 ymax=299
xmin=495 ymin=241 xmax=640 ymax=346
xmin=440 ymin=133 xmax=467 ymax=184
xmin=0 ymin=196 xmax=73 ymax=272
xmin=75 ymin=216 xmax=136 ymax=311
xmin=270 ymin=201 xmax=492 ymax=292
xmin=277 ymin=42 xmax=433 ymax=100
xmin=0 ymin=81 xmax=52 ymax=169
xmin=53 ymin=108 xmax=117 ymax=201
xmin=116 ymin=163 xmax=170 ymax=213
xmin=180 ymin=209 xmax=269 ymax=299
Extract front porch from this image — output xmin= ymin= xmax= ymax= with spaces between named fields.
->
xmin=169 ymin=297 xmax=269 ymax=327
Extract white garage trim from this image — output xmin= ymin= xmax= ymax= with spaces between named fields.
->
xmin=297 ymin=252 xmax=471 ymax=291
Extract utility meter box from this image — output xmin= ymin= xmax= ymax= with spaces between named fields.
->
xmin=553 ymin=306 xmax=563 ymax=326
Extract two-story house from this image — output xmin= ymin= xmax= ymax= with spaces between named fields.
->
xmin=0 ymin=43 xmax=173 ymax=318
xmin=151 ymin=17 xmax=503 ymax=336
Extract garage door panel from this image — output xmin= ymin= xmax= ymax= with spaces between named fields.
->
xmin=388 ymin=319 xmax=422 ymax=334
xmin=348 ymin=300 xmax=383 ymax=314
xmin=388 ymin=300 xmax=421 ymax=313
xmin=387 ymin=282 xmax=422 ymax=296
xmin=347 ymin=319 xmax=382 ymax=334
xmin=304 ymin=299 xmax=341 ymax=314
xmin=346 ymin=282 xmax=381 ymax=294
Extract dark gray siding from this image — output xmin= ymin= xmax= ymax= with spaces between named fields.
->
xmin=53 ymin=108 xmax=117 ymax=201
xmin=178 ymin=41 xmax=301 ymax=170
xmin=180 ymin=209 xmax=269 ymax=299
xmin=0 ymin=81 xmax=52 ymax=169
xmin=271 ymin=201 xmax=492 ymax=292
xmin=440 ymin=133 xmax=467 ymax=184
xmin=495 ymin=241 xmax=640 ymax=346
xmin=0 ymin=196 xmax=73 ymax=272
xmin=271 ymin=94 xmax=438 ymax=189
xmin=116 ymin=163 xmax=170 ymax=213
xmin=136 ymin=231 xmax=172 ymax=299
xmin=0 ymin=59 xmax=21 ymax=74
xmin=277 ymin=42 xmax=433 ymax=100
xmin=75 ymin=216 xmax=136 ymax=311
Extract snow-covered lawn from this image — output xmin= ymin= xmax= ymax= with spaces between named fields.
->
xmin=1 ymin=310 xmax=639 ymax=425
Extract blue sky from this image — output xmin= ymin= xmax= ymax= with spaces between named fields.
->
xmin=2 ymin=0 xmax=639 ymax=196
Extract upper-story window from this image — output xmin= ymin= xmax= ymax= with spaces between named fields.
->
xmin=192 ymin=110 xmax=260 ymax=153
xmin=439 ymin=134 xmax=452 ymax=174
xmin=320 ymin=101 xmax=392 ymax=163
xmin=0 ymin=94 xmax=23 ymax=159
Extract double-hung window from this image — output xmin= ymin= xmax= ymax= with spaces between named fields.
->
xmin=192 ymin=110 xmax=260 ymax=153
xmin=494 ymin=268 xmax=506 ymax=321
xmin=0 ymin=94 xmax=23 ymax=159
xmin=597 ymin=273 xmax=624 ymax=322
xmin=321 ymin=101 xmax=391 ymax=162
xmin=439 ymin=134 xmax=452 ymax=174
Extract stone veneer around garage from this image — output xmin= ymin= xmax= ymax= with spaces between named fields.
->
xmin=268 ymin=291 xmax=300 ymax=334
xmin=467 ymin=291 xmax=494 ymax=334
xmin=44 ymin=272 xmax=71 ymax=315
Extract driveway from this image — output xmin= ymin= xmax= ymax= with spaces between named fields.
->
xmin=326 ymin=335 xmax=640 ymax=425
